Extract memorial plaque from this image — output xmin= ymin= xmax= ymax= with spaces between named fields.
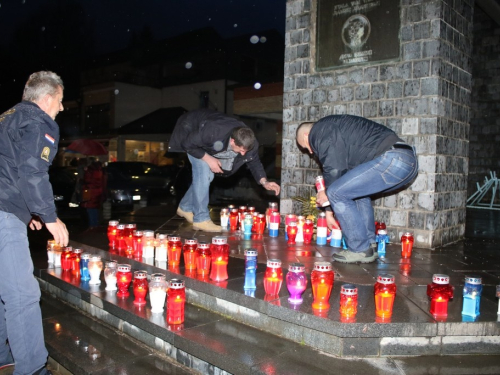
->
xmin=316 ymin=0 xmax=400 ymax=70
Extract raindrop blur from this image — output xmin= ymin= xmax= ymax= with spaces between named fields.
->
xmin=185 ymin=62 xmax=192 ymax=69
xmin=250 ymin=35 xmax=259 ymax=44
xmin=41 ymin=27 xmax=46 ymax=32
xmin=260 ymin=36 xmax=267 ymax=43
xmin=233 ymin=24 xmax=238 ymax=28
xmin=114 ymin=89 xmax=119 ymax=95
xmin=254 ymin=82 xmax=262 ymax=90
xmin=22 ymin=0 xmax=25 ymax=4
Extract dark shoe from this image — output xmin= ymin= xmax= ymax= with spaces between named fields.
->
xmin=332 ymin=248 xmax=377 ymax=263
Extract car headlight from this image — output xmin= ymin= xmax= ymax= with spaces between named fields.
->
xmin=54 ymin=195 xmax=64 ymax=201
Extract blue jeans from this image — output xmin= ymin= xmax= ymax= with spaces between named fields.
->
xmin=326 ymin=147 xmax=418 ymax=252
xmin=179 ymin=154 xmax=214 ymax=223
xmin=0 ymin=211 xmax=48 ymax=374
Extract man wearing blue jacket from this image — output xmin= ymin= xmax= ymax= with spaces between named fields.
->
xmin=169 ymin=109 xmax=280 ymax=232
xmin=0 ymin=71 xmax=69 ymax=374
xmin=297 ymin=115 xmax=418 ymax=263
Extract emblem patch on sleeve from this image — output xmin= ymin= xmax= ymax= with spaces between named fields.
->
xmin=41 ymin=147 xmax=51 ymax=162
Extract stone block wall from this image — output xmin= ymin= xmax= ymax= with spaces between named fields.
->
xmin=468 ymin=5 xmax=500 ymax=198
xmin=281 ymin=0 xmax=474 ymax=248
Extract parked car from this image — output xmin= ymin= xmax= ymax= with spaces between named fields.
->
xmin=106 ymin=161 xmax=184 ymax=207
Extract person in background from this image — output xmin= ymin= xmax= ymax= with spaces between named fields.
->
xmin=80 ymin=158 xmax=106 ymax=228
xmin=0 ymin=71 xmax=69 ymax=374
xmin=296 ymin=115 xmax=418 ymax=264
xmin=168 ymin=109 xmax=280 ymax=232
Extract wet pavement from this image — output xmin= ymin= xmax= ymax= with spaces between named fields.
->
xmin=28 ymin=202 xmax=500 ymax=374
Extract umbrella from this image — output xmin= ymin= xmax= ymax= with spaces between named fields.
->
xmin=66 ymin=139 xmax=107 ymax=156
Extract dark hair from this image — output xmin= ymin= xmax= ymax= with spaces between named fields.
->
xmin=231 ymin=127 xmax=256 ymax=151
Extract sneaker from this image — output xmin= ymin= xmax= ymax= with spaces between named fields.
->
xmin=193 ymin=220 xmax=222 ymax=232
xmin=332 ymin=248 xmax=377 ymax=263
xmin=176 ymin=207 xmax=194 ymax=223
xmin=370 ymin=243 xmax=379 ymax=259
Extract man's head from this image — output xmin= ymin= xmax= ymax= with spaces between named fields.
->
xmin=230 ymin=126 xmax=256 ymax=156
xmin=296 ymin=122 xmax=314 ymax=154
xmin=22 ymin=71 xmax=64 ymax=120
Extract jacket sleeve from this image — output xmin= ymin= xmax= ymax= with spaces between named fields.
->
xmin=245 ymin=143 xmax=267 ymax=183
xmin=14 ymin=119 xmax=58 ymax=223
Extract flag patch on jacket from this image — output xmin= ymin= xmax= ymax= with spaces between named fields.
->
xmin=45 ymin=134 xmax=55 ymax=144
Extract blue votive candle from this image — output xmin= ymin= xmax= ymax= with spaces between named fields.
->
xmin=244 ymin=249 xmax=258 ymax=290
xmin=462 ymin=276 xmax=482 ymax=318
xmin=80 ymin=253 xmax=91 ymax=281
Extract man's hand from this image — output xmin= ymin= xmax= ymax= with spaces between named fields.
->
xmin=316 ymin=190 xmax=329 ymax=207
xmin=263 ymin=181 xmax=280 ymax=196
xmin=29 ymin=218 xmax=43 ymax=230
xmin=325 ymin=210 xmax=341 ymax=230
xmin=46 ymin=218 xmax=69 ymax=247
xmin=202 ymin=154 xmax=223 ymax=174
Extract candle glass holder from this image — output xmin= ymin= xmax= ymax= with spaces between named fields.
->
xmin=133 ymin=270 xmax=148 ymax=305
xmin=196 ymin=242 xmax=211 ymax=275
xmin=209 ymin=237 xmax=229 ymax=282
xmin=286 ymin=222 xmax=298 ymax=245
xmin=265 ymin=202 xmax=278 ymax=230
xmin=104 ymin=261 xmax=118 ymax=291
xmin=116 ymin=264 xmax=132 ymax=298
xmin=142 ymin=230 xmax=155 ymax=259
xmin=462 ymin=275 xmax=482 ymax=318
xmin=167 ymin=279 xmax=186 ymax=325
xmin=284 ymin=214 xmax=297 ymax=241
xmin=116 ymin=224 xmax=126 ymax=251
xmin=374 ymin=274 xmax=397 ymax=318
xmin=295 ymin=216 xmax=305 ymax=243
xmin=401 ymin=232 xmax=414 ymax=258
xmin=167 ymin=235 xmax=182 ymax=267
xmin=255 ymin=214 xmax=266 ymax=234
xmin=107 ymin=220 xmax=119 ymax=248
xmin=46 ymin=240 xmax=59 ymax=264
xmin=155 ymin=233 xmax=168 ymax=262
xmin=88 ymin=255 xmax=103 ymax=285
xmin=268 ymin=212 xmax=280 ymax=237
xmin=303 ymin=219 xmax=314 ymax=244
xmin=132 ymin=230 xmax=143 ymax=259
xmin=339 ymin=284 xmax=358 ymax=318
xmin=149 ymin=273 xmax=167 ymax=313
xmin=71 ymin=248 xmax=83 ymax=276
xmin=229 ymin=209 xmax=239 ymax=231
xmin=263 ymin=259 xmax=283 ymax=296
xmin=427 ymin=274 xmax=454 ymax=317
xmin=243 ymin=249 xmax=258 ymax=290
xmin=124 ymin=223 xmax=136 ymax=253
xmin=80 ymin=253 xmax=91 ymax=281
xmin=376 ymin=230 xmax=389 ymax=258
xmin=311 ymin=262 xmax=334 ymax=310
xmin=316 ymin=212 xmax=328 ymax=245
xmin=220 ymin=208 xmax=229 ymax=230
xmin=61 ymin=247 xmax=73 ymax=271
xmin=183 ymin=239 xmax=198 ymax=270
xmin=243 ymin=214 xmax=254 ymax=238
xmin=286 ymin=263 xmax=307 ymax=304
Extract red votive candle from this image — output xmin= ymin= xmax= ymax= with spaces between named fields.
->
xmin=287 ymin=221 xmax=298 ymax=245
xmin=238 ymin=206 xmax=247 ymax=230
xmin=209 ymin=237 xmax=229 ymax=282
xmin=427 ymin=274 xmax=454 ymax=317
xmin=229 ymin=209 xmax=239 ymax=231
xmin=71 ymin=248 xmax=83 ymax=275
xmin=339 ymin=284 xmax=358 ymax=318
xmin=124 ymin=223 xmax=136 ymax=253
xmin=116 ymin=264 xmax=132 ymax=298
xmin=196 ymin=242 xmax=211 ymax=275
xmin=133 ymin=270 xmax=148 ymax=305
xmin=61 ymin=247 xmax=73 ymax=271
xmin=167 ymin=279 xmax=185 ymax=325
xmin=303 ymin=219 xmax=314 ymax=244
xmin=374 ymin=274 xmax=397 ymax=318
xmin=401 ymin=232 xmax=414 ymax=258
xmin=183 ymin=238 xmax=198 ymax=270
xmin=167 ymin=235 xmax=182 ymax=267
xmin=311 ymin=262 xmax=334 ymax=310
xmin=132 ymin=230 xmax=143 ymax=259
xmin=116 ymin=224 xmax=126 ymax=251
xmin=107 ymin=220 xmax=119 ymax=248
xmin=255 ymin=214 xmax=266 ymax=234
xmin=263 ymin=259 xmax=283 ymax=296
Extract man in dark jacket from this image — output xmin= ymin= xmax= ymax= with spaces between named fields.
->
xmin=0 ymin=71 xmax=69 ymax=374
xmin=169 ymin=109 xmax=280 ymax=232
xmin=296 ymin=115 xmax=418 ymax=263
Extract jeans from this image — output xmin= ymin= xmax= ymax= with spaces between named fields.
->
xmin=0 ymin=211 xmax=48 ymax=374
xmin=179 ymin=154 xmax=214 ymax=223
xmin=326 ymin=147 xmax=418 ymax=252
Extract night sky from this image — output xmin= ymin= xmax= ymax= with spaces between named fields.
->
xmin=0 ymin=0 xmax=286 ymax=107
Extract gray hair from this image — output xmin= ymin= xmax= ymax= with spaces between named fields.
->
xmin=22 ymin=71 xmax=64 ymax=102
